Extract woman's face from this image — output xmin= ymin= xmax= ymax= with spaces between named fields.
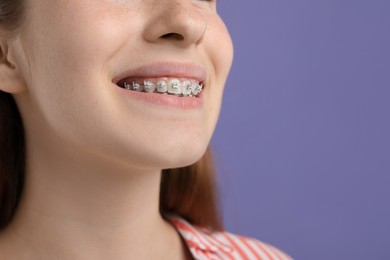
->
xmin=12 ymin=0 xmax=233 ymax=170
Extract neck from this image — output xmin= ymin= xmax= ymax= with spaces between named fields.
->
xmin=0 ymin=133 xmax=185 ymax=260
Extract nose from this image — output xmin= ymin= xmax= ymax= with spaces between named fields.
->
xmin=143 ymin=0 xmax=207 ymax=47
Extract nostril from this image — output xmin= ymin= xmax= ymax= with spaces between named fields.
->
xmin=161 ymin=33 xmax=184 ymax=41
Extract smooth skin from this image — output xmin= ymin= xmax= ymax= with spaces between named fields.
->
xmin=0 ymin=0 xmax=233 ymax=259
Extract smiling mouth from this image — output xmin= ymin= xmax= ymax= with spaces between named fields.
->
xmin=116 ymin=77 xmax=203 ymax=98
xmin=117 ymin=77 xmax=203 ymax=97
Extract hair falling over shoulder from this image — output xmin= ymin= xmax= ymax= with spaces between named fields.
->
xmin=0 ymin=91 xmax=25 ymax=230
xmin=160 ymin=147 xmax=223 ymax=230
xmin=0 ymin=0 xmax=223 ymax=231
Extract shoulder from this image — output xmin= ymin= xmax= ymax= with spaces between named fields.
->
xmin=167 ymin=215 xmax=293 ymax=260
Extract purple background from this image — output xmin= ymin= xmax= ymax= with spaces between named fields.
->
xmin=212 ymin=1 xmax=390 ymax=259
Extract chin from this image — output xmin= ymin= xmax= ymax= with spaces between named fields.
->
xmin=154 ymin=138 xmax=210 ymax=170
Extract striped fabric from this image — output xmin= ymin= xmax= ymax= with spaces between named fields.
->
xmin=167 ymin=215 xmax=293 ymax=260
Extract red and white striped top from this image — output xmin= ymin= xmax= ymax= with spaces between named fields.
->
xmin=167 ymin=215 xmax=293 ymax=260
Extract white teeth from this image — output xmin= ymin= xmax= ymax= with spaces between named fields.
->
xmin=192 ymin=83 xmax=202 ymax=96
xmin=167 ymin=79 xmax=182 ymax=95
xmin=181 ymin=80 xmax=193 ymax=96
xmin=120 ymin=78 xmax=203 ymax=97
xmin=156 ymin=80 xmax=168 ymax=93
xmin=144 ymin=81 xmax=156 ymax=93
xmin=132 ymin=81 xmax=143 ymax=92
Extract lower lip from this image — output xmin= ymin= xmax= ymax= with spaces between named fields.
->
xmin=116 ymin=86 xmax=204 ymax=110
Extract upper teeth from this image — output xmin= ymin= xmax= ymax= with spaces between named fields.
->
xmin=168 ymin=79 xmax=181 ymax=95
xmin=131 ymin=82 xmax=143 ymax=92
xmin=121 ymin=78 xmax=203 ymax=97
xmin=144 ymin=81 xmax=156 ymax=93
xmin=156 ymin=80 xmax=168 ymax=93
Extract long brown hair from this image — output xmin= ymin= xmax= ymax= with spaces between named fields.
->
xmin=0 ymin=0 xmax=223 ymax=231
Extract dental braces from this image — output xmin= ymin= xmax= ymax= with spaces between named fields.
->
xmin=122 ymin=80 xmax=203 ymax=97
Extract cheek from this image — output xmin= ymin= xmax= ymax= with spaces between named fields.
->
xmin=23 ymin=1 xmax=132 ymax=115
xmin=28 ymin=0 xmax=132 ymax=75
xmin=202 ymin=17 xmax=234 ymax=130
xmin=17 ymin=9 xmax=122 ymax=148
xmin=208 ymin=17 xmax=234 ymax=84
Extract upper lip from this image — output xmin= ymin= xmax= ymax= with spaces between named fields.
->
xmin=112 ymin=62 xmax=207 ymax=84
